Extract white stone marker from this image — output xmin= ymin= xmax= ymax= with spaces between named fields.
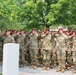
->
xmin=3 ymin=43 xmax=19 ymax=75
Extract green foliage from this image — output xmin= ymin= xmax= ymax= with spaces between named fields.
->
xmin=19 ymin=0 xmax=47 ymax=29
xmin=0 ymin=0 xmax=76 ymax=31
xmin=46 ymin=0 xmax=76 ymax=26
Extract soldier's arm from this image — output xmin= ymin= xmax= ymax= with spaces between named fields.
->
xmin=24 ymin=39 xmax=31 ymax=49
xmin=11 ymin=36 xmax=15 ymax=43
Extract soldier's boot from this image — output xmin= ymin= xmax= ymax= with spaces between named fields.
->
xmin=61 ymin=68 xmax=65 ymax=73
xmin=33 ymin=65 xmax=37 ymax=69
xmin=19 ymin=64 xmax=24 ymax=67
xmin=71 ymin=65 xmax=74 ymax=69
xmin=38 ymin=63 xmax=43 ymax=67
xmin=54 ymin=63 xmax=57 ymax=67
xmin=67 ymin=66 xmax=71 ymax=70
xmin=64 ymin=66 xmax=66 ymax=69
xmin=56 ymin=68 xmax=61 ymax=72
xmin=46 ymin=67 xmax=50 ymax=71
xmin=37 ymin=63 xmax=41 ymax=67
xmin=30 ymin=65 xmax=34 ymax=68
xmin=72 ymin=70 xmax=76 ymax=74
xmin=42 ymin=67 xmax=47 ymax=70
xmin=51 ymin=65 xmax=54 ymax=68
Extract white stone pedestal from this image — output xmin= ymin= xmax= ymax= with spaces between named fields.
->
xmin=3 ymin=43 xmax=19 ymax=75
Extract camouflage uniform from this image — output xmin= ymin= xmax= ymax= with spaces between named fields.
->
xmin=42 ymin=33 xmax=53 ymax=67
xmin=72 ymin=36 xmax=76 ymax=71
xmin=28 ymin=33 xmax=38 ymax=66
xmin=56 ymin=33 xmax=68 ymax=70
xmin=52 ymin=33 xmax=59 ymax=67
xmin=66 ymin=36 xmax=73 ymax=69
xmin=18 ymin=34 xmax=25 ymax=65
xmin=24 ymin=33 xmax=31 ymax=64
xmin=37 ymin=34 xmax=43 ymax=65
xmin=3 ymin=35 xmax=15 ymax=44
xmin=12 ymin=34 xmax=18 ymax=43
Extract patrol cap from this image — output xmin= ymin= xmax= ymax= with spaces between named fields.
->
xmin=45 ymin=28 xmax=50 ymax=31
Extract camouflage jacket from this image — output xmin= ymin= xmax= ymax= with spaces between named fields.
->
xmin=42 ymin=34 xmax=53 ymax=50
xmin=3 ymin=35 xmax=15 ymax=44
xmin=27 ymin=33 xmax=39 ymax=50
xmin=18 ymin=34 xmax=25 ymax=49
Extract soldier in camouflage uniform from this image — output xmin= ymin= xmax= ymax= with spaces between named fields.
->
xmin=52 ymin=31 xmax=59 ymax=67
xmin=24 ymin=32 xmax=31 ymax=64
xmin=72 ymin=32 xmax=76 ymax=74
xmin=0 ymin=29 xmax=3 ymax=64
xmin=65 ymin=31 xmax=73 ymax=70
xmin=18 ymin=29 xmax=26 ymax=67
xmin=56 ymin=28 xmax=68 ymax=73
xmin=25 ymin=28 xmax=39 ymax=69
xmin=12 ymin=30 xmax=17 ymax=38
xmin=37 ymin=31 xmax=43 ymax=66
xmin=41 ymin=28 xmax=53 ymax=71
xmin=3 ymin=30 xmax=15 ymax=44
xmin=11 ymin=30 xmax=20 ymax=43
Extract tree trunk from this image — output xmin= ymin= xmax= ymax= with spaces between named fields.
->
xmin=46 ymin=24 xmax=49 ymax=28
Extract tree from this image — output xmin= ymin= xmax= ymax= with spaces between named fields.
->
xmin=46 ymin=0 xmax=76 ymax=27
xmin=0 ymin=0 xmax=76 ymax=31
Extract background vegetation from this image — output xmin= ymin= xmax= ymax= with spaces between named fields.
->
xmin=0 ymin=0 xmax=76 ymax=31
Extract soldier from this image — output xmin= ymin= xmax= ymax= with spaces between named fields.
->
xmin=65 ymin=31 xmax=73 ymax=70
xmin=72 ymin=32 xmax=76 ymax=74
xmin=11 ymin=30 xmax=19 ymax=43
xmin=3 ymin=30 xmax=15 ymax=44
xmin=56 ymin=28 xmax=68 ymax=73
xmin=0 ymin=29 xmax=3 ymax=64
xmin=18 ymin=29 xmax=26 ymax=67
xmin=41 ymin=28 xmax=53 ymax=71
xmin=14 ymin=31 xmax=20 ymax=43
xmin=12 ymin=30 xmax=17 ymax=38
xmin=52 ymin=31 xmax=59 ymax=67
xmin=37 ymin=31 xmax=43 ymax=67
xmin=25 ymin=28 xmax=39 ymax=69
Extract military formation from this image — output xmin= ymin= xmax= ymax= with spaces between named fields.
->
xmin=0 ymin=27 xmax=76 ymax=74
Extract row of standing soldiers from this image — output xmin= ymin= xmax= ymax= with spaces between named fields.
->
xmin=0 ymin=28 xmax=76 ymax=73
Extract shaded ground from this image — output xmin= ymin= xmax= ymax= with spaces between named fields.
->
xmin=0 ymin=64 xmax=75 ymax=75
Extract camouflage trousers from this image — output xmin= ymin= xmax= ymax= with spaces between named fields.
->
xmin=42 ymin=50 xmax=51 ymax=67
xmin=38 ymin=49 xmax=43 ymax=64
xmin=57 ymin=48 xmax=66 ymax=68
xmin=66 ymin=50 xmax=73 ymax=67
xmin=29 ymin=49 xmax=38 ymax=65
xmin=19 ymin=49 xmax=25 ymax=64
xmin=51 ymin=49 xmax=57 ymax=66
xmin=72 ymin=49 xmax=76 ymax=70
